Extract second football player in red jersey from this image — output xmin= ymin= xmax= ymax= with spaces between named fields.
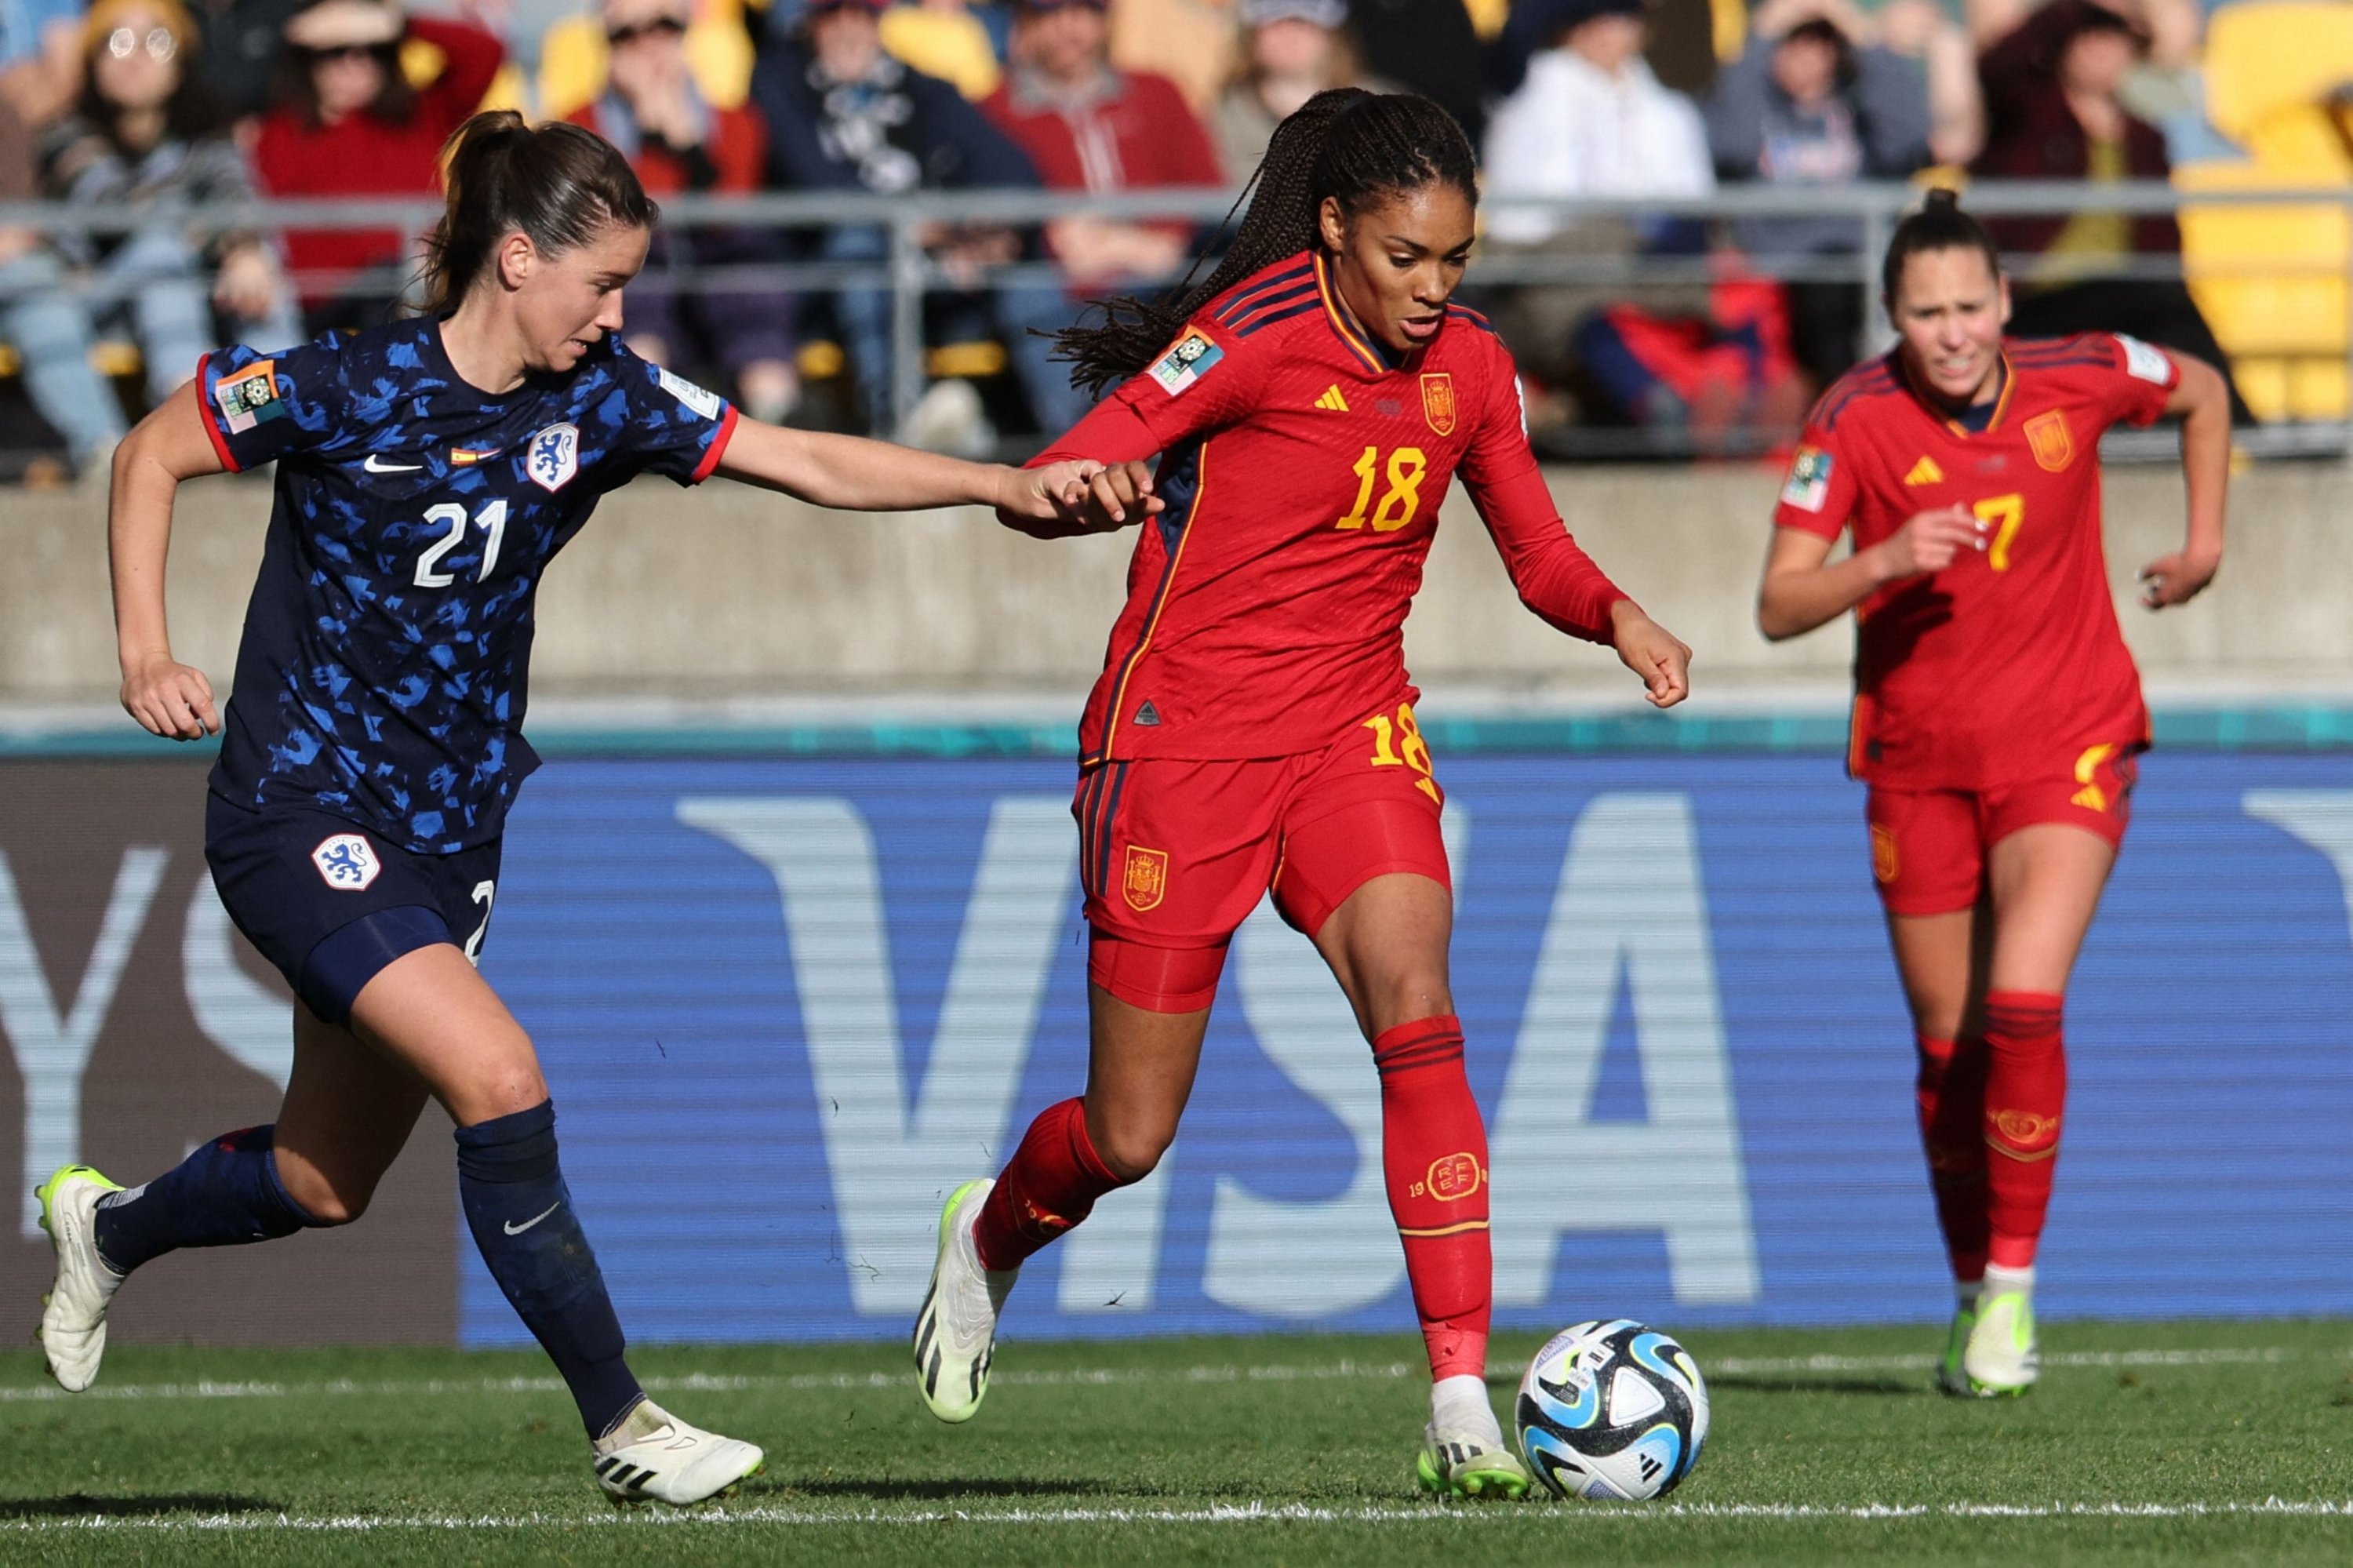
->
xmin=1757 ymin=191 xmax=2231 ymax=1397
xmin=905 ymin=89 xmax=1692 ymax=1496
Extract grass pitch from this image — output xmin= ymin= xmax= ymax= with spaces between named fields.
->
xmin=0 ymin=1321 xmax=2349 ymax=1565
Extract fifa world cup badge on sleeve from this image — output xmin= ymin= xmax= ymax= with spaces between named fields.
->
xmin=526 ymin=423 xmax=580 ymax=493
xmin=1780 ymin=445 xmax=1832 ymax=511
xmin=213 ymin=362 xmax=285 ymax=435
xmin=1148 ymin=329 xmax=1224 ymax=398
xmin=311 ymin=834 xmax=381 ymax=892
xmin=656 ymin=364 xmax=723 ymax=420
xmin=1420 ymin=373 xmax=1457 ymax=436
xmin=2118 ymin=333 xmax=2173 ymax=384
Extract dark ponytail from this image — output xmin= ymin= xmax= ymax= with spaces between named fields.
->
xmin=1881 ymin=186 xmax=2001 ymax=302
xmin=420 ymin=111 xmax=660 ymax=316
xmin=1053 ymin=89 xmax=1478 ymax=397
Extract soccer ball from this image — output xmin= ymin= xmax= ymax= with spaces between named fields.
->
xmin=1515 ymin=1319 xmax=1709 ymax=1501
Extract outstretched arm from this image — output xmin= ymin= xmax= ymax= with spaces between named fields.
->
xmin=111 ymin=381 xmax=228 ymax=739
xmin=715 ymin=418 xmax=1099 ymax=523
xmin=2137 ymin=349 xmax=2228 ymax=609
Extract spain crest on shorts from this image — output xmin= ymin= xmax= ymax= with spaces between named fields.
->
xmin=1122 ymin=846 xmax=1168 ymax=911
xmin=1420 ymin=372 xmax=1457 ymax=437
xmin=2024 ymin=409 xmax=2074 ymax=472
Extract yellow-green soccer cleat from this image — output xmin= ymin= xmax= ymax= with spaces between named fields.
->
xmin=591 ymin=1400 xmax=766 ymax=1507
xmin=1936 ymin=1302 xmax=1980 ymax=1397
xmin=1961 ymin=1290 xmax=2039 ymax=1397
xmin=1416 ymin=1425 xmax=1533 ymax=1501
xmin=912 ymin=1177 xmax=1016 ymax=1424
xmin=35 ymin=1165 xmax=125 ymax=1393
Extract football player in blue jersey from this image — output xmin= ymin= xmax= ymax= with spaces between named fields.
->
xmin=40 ymin=109 xmax=1105 ymax=1508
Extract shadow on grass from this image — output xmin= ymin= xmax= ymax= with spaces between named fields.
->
xmin=1707 ymin=1374 xmax=1929 ymax=1398
xmin=0 ymin=1493 xmax=282 ymax=1519
xmin=778 ymin=1477 xmax=1122 ymax=1503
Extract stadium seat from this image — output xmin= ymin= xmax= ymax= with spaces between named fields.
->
xmin=2175 ymin=159 xmax=2351 ymax=421
xmin=2204 ymin=2 xmax=2353 ymax=169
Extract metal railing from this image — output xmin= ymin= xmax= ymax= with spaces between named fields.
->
xmin=15 ymin=178 xmax=2351 ymax=455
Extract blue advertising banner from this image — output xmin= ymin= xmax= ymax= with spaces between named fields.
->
xmin=465 ymin=752 xmax=2353 ymax=1348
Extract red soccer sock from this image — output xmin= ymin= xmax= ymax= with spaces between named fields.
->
xmin=1373 ymin=1014 xmax=1492 ymax=1383
xmin=972 ymin=1097 xmax=1126 ymax=1272
xmin=1980 ymin=991 xmax=2067 ymax=1271
xmin=1914 ymin=1032 xmax=1990 ymax=1283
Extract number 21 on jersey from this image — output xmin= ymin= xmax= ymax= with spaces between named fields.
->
xmin=415 ymin=500 xmax=508 ymax=588
xmin=1337 ymin=446 xmax=1427 ymax=533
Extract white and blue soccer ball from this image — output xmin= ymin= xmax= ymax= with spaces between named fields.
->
xmin=1515 ymin=1319 xmax=1709 ymax=1501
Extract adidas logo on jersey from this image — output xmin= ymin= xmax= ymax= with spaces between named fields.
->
xmin=1904 ymin=455 xmax=1944 ymax=486
xmin=1315 ymin=386 xmax=1350 ymax=412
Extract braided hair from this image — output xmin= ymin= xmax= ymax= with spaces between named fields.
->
xmin=1882 ymin=187 xmax=2001 ymax=302
xmin=1054 ymin=89 xmax=1478 ymax=397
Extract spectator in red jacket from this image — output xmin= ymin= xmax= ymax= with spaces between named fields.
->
xmin=981 ymin=0 xmax=1222 ymax=292
xmin=1973 ymin=0 xmax=2247 ymax=418
xmin=569 ymin=0 xmax=798 ymax=422
xmin=254 ymin=0 xmax=504 ymax=333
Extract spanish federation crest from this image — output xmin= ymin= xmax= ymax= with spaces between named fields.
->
xmin=526 ymin=422 xmax=580 ymax=493
xmin=311 ymin=833 xmax=381 ymax=892
xmin=1122 ymin=845 xmax=1168 ymax=911
xmin=2024 ymin=409 xmax=2074 ymax=472
xmin=1420 ymin=372 xmax=1457 ymax=437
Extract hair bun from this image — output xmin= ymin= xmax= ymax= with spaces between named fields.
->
xmin=1922 ymin=186 xmax=1962 ymax=213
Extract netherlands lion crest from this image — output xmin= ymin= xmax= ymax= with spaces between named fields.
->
xmin=526 ymin=422 xmax=580 ymax=493
xmin=311 ymin=833 xmax=380 ymax=892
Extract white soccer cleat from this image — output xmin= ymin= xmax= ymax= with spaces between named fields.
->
xmin=1416 ymin=1422 xmax=1533 ymax=1501
xmin=35 ymin=1165 xmax=125 ymax=1394
xmin=913 ymin=1177 xmax=1016 ymax=1424
xmin=591 ymin=1401 xmax=765 ymax=1507
xmin=1962 ymin=1289 xmax=2039 ymax=1396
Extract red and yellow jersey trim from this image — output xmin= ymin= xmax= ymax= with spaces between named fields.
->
xmin=1096 ymin=440 xmax=1209 ymax=763
xmin=1313 ymin=251 xmax=1389 ymax=377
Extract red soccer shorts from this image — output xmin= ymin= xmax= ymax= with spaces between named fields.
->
xmin=1075 ymin=697 xmax=1451 ymax=1012
xmin=1866 ymin=742 xmax=2140 ymax=916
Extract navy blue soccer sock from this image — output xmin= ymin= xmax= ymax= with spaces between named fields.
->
xmin=92 ymin=1125 xmax=325 ymax=1275
xmin=455 ymin=1101 xmax=644 ymax=1440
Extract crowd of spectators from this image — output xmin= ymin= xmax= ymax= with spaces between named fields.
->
xmin=0 ymin=0 xmax=2284 ymax=472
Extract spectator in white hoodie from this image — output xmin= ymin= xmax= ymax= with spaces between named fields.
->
xmin=1478 ymin=0 xmax=1712 ymax=412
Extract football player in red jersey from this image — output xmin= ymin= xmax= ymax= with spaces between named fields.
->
xmin=1757 ymin=190 xmax=2231 ymax=1397
xmin=907 ymin=89 xmax=1693 ymax=1496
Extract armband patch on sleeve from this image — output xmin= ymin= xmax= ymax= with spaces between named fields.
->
xmin=213 ymin=361 xmax=285 ymax=434
xmin=1780 ymin=444 xmax=1833 ymax=511
xmin=2116 ymin=334 xmax=2173 ymax=386
xmin=656 ymin=364 xmax=724 ymax=420
xmin=1148 ymin=329 xmax=1224 ymax=397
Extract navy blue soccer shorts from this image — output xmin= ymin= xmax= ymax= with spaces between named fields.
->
xmin=205 ymin=794 xmax=502 ymax=1025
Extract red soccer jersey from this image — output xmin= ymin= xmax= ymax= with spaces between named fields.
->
xmin=1031 ymin=249 xmax=1631 ymax=764
xmin=1773 ymin=333 xmax=2180 ymax=790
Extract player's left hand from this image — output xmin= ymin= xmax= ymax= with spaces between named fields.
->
xmin=2138 ymin=547 xmax=2220 ymax=609
xmin=1610 ymin=602 xmax=1692 ymax=709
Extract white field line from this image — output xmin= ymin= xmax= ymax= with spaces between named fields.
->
xmin=0 ymin=1344 xmax=2329 ymax=1406
xmin=5 ymin=1499 xmax=2353 ymax=1533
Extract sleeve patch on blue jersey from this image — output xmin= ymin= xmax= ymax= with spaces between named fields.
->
xmin=214 ymin=362 xmax=285 ymax=434
xmin=1148 ymin=329 xmax=1224 ymax=398
xmin=656 ymin=365 xmax=723 ymax=420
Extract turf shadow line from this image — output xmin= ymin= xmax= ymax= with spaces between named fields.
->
xmin=0 ymin=1495 xmax=281 ymax=1519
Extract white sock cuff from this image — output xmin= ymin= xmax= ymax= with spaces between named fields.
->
xmin=1984 ymin=1263 xmax=2035 ymax=1296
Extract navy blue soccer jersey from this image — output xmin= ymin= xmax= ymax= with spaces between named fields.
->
xmin=198 ymin=318 xmax=738 ymax=853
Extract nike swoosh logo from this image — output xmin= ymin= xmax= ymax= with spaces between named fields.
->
xmin=504 ymin=1202 xmax=562 ymax=1235
xmin=363 ymin=455 xmax=423 ymax=472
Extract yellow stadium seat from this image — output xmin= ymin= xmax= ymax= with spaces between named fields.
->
xmin=2176 ymin=159 xmax=2351 ymax=420
xmin=2204 ymin=2 xmax=2353 ymax=163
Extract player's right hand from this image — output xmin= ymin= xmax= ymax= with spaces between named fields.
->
xmin=1875 ymin=504 xmax=1981 ymax=581
xmin=121 ymin=653 xmax=218 ymax=740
